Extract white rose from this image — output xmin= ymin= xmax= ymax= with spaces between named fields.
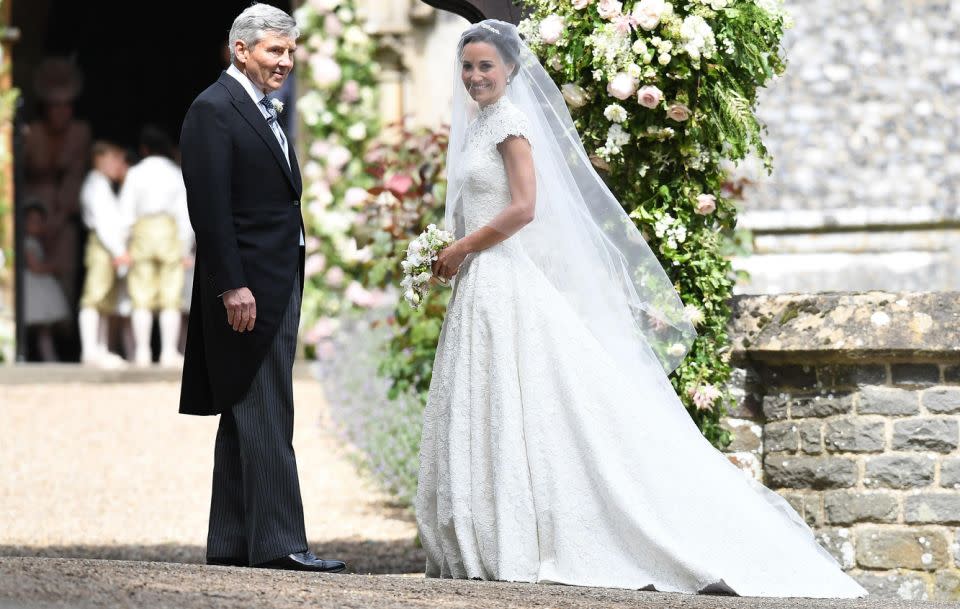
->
xmin=636 ymin=85 xmax=663 ymax=109
xmin=658 ymin=53 xmax=672 ymax=65
xmin=667 ymin=342 xmax=687 ymax=357
xmin=347 ymin=122 xmax=367 ymax=141
xmin=632 ymin=0 xmax=666 ymax=31
xmin=415 ymin=271 xmax=433 ymax=284
xmin=606 ymin=72 xmax=638 ymax=100
xmin=573 ymin=0 xmax=591 ymax=8
xmin=539 ymin=14 xmax=565 ymax=45
xmin=603 ymin=104 xmax=628 ymax=123
xmin=695 ymin=193 xmax=717 ymax=215
xmin=597 ymin=0 xmax=623 ymax=19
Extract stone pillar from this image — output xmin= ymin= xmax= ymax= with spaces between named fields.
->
xmin=727 ymin=292 xmax=960 ymax=601
xmin=358 ymin=0 xmax=468 ymax=130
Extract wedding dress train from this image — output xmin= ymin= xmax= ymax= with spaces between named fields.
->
xmin=414 ymin=96 xmax=867 ymax=598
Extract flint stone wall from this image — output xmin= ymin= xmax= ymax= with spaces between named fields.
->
xmin=725 ymin=291 xmax=960 ymax=601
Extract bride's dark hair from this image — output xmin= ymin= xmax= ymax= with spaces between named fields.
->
xmin=457 ymin=20 xmax=521 ymax=77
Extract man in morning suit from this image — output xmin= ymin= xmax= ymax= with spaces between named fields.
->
xmin=178 ymin=3 xmax=345 ymax=573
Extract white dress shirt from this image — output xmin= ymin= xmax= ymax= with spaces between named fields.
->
xmin=226 ymin=64 xmax=303 ymax=246
xmin=80 ymin=169 xmax=127 ymax=259
xmin=118 ymin=155 xmax=195 ymax=256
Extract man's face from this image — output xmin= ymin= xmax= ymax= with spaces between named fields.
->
xmin=235 ymin=32 xmax=296 ymax=93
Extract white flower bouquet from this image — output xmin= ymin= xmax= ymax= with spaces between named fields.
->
xmin=400 ymin=224 xmax=455 ymax=309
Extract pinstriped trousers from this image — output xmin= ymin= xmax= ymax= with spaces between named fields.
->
xmin=206 ymin=273 xmax=308 ymax=565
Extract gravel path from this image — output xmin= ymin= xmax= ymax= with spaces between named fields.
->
xmin=0 ymin=381 xmax=422 ymax=573
xmin=1 ymin=557 xmax=955 ymax=609
xmin=4 ymin=379 xmax=955 ymax=608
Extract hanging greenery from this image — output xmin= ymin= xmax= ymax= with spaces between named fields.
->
xmin=516 ymin=0 xmax=790 ymax=445
xmin=293 ymin=0 xmax=383 ymax=355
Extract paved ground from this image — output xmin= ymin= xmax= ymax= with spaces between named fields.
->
xmin=3 ymin=557 xmax=958 ymax=609
xmin=1 ymin=373 xmax=954 ymax=608
xmin=0 ymin=379 xmax=422 ymax=573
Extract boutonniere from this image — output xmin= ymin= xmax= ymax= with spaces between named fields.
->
xmin=271 ymin=98 xmax=284 ymax=114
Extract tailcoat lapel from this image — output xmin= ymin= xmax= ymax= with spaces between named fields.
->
xmin=217 ymin=72 xmax=297 ymax=192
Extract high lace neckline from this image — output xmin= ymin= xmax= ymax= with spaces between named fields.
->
xmin=477 ymin=95 xmax=510 ymax=119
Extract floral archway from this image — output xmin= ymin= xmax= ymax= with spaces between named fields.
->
xmin=282 ymin=0 xmax=789 ymax=506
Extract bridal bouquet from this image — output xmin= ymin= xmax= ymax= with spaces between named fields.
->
xmin=400 ymin=224 xmax=454 ymax=309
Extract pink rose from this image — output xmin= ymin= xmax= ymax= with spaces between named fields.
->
xmin=324 ymin=14 xmax=343 ymax=37
xmin=304 ymin=254 xmax=327 ymax=278
xmin=309 ymin=140 xmax=330 ymax=159
xmin=344 ymin=187 xmax=369 ymax=208
xmin=606 ymin=73 xmax=638 ymax=100
xmin=327 ymin=145 xmax=352 ymax=169
xmin=345 ymin=281 xmax=376 ymax=308
xmin=539 ymin=14 xmax=565 ymax=44
xmin=386 ymin=173 xmax=415 ymax=196
xmin=572 ymin=0 xmax=591 ymax=8
xmin=325 ymin=266 xmax=345 ymax=288
xmin=310 ymin=55 xmax=342 ymax=88
xmin=636 ymin=85 xmax=663 ymax=109
xmin=597 ymin=0 xmax=623 ymax=19
xmin=695 ymin=193 xmax=716 ymax=215
xmin=613 ymin=14 xmax=637 ymax=35
xmin=340 ymin=80 xmax=360 ymax=103
xmin=666 ymin=103 xmax=692 ymax=122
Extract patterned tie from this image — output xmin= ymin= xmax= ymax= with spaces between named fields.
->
xmin=259 ymin=96 xmax=278 ymax=124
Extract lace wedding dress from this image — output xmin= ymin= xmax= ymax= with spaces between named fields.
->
xmin=414 ymin=96 xmax=867 ymax=598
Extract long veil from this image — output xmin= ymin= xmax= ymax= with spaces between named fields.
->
xmin=444 ymin=20 xmax=695 ymax=375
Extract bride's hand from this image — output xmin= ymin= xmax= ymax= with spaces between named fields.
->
xmin=433 ymin=242 xmax=468 ymax=280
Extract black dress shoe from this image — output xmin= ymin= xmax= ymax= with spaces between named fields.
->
xmin=255 ymin=551 xmax=346 ymax=573
xmin=207 ymin=556 xmax=247 ymax=567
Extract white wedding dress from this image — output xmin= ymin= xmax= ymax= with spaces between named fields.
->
xmin=414 ymin=97 xmax=867 ymax=598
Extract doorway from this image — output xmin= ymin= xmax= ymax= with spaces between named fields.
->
xmin=11 ymin=0 xmax=293 ymax=361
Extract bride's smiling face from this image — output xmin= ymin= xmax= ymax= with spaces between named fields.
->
xmin=461 ymin=42 xmax=512 ymax=106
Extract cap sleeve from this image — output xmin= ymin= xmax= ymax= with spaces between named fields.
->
xmin=484 ymin=104 xmax=533 ymax=149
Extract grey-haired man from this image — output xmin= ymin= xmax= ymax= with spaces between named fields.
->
xmin=179 ymin=3 xmax=344 ymax=573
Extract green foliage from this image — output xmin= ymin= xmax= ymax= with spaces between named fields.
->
xmin=294 ymin=0 xmax=382 ymax=349
xmin=519 ymin=0 xmax=789 ymax=446
xmin=350 ymin=125 xmax=451 ymax=402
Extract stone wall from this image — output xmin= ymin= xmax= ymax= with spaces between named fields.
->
xmin=725 ymin=291 xmax=960 ymax=601
xmin=730 ymin=0 xmax=960 ymax=293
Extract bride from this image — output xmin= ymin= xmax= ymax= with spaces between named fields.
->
xmin=414 ymin=19 xmax=867 ymax=598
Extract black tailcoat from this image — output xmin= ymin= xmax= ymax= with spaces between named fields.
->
xmin=179 ymin=72 xmax=304 ymax=416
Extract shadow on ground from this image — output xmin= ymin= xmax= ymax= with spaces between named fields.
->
xmin=0 ymin=538 xmax=425 ymax=574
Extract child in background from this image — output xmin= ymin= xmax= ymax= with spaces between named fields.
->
xmin=119 ymin=126 xmax=192 ymax=367
xmin=22 ymin=201 xmax=70 ymax=361
xmin=78 ymin=140 xmax=130 ymax=367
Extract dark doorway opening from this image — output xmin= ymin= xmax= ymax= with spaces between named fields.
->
xmin=11 ymin=0 xmax=292 ymax=361
xmin=14 ymin=0 xmax=293 ymax=148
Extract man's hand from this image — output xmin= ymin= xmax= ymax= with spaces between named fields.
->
xmin=222 ymin=287 xmax=256 ymax=332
